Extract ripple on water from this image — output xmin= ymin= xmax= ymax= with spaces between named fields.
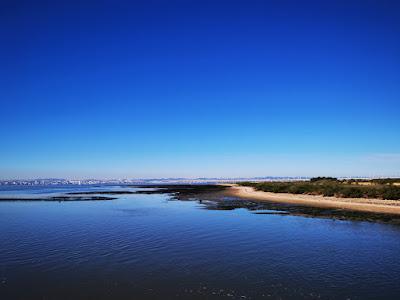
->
xmin=1 ymin=186 xmax=400 ymax=299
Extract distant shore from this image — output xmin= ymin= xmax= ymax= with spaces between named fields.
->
xmin=227 ymin=185 xmax=400 ymax=215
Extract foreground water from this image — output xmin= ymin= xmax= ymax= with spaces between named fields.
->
xmin=1 ymin=186 xmax=400 ymax=299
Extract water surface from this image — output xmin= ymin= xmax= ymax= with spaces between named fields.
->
xmin=1 ymin=185 xmax=400 ymax=299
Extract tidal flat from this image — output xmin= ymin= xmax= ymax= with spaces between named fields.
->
xmin=1 ymin=184 xmax=400 ymax=224
xmin=129 ymin=184 xmax=400 ymax=225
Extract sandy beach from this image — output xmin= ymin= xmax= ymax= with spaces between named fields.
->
xmin=227 ymin=185 xmax=400 ymax=215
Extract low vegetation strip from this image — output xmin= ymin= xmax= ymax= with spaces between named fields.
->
xmin=238 ymin=178 xmax=400 ymax=200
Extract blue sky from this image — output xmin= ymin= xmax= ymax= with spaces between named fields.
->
xmin=1 ymin=0 xmax=400 ymax=179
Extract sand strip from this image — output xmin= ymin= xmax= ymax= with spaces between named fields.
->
xmin=227 ymin=185 xmax=400 ymax=215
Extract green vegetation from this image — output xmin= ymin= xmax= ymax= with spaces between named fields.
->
xmin=239 ymin=177 xmax=400 ymax=200
xmin=310 ymin=177 xmax=338 ymax=182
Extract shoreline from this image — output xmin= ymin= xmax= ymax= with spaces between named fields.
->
xmin=226 ymin=185 xmax=400 ymax=215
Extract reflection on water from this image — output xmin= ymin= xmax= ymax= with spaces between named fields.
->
xmin=1 ymin=185 xmax=400 ymax=299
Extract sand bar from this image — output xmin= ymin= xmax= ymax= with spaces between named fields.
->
xmin=227 ymin=185 xmax=400 ymax=215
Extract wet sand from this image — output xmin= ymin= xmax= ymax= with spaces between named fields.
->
xmin=227 ymin=185 xmax=400 ymax=215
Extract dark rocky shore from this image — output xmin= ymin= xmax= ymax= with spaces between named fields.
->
xmin=66 ymin=191 xmax=137 ymax=195
xmin=130 ymin=184 xmax=400 ymax=225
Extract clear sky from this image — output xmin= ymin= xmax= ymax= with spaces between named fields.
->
xmin=1 ymin=0 xmax=400 ymax=179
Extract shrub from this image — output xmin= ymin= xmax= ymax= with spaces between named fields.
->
xmin=237 ymin=179 xmax=400 ymax=200
xmin=310 ymin=177 xmax=338 ymax=182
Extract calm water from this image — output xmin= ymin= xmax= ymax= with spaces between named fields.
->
xmin=1 ymin=185 xmax=400 ymax=299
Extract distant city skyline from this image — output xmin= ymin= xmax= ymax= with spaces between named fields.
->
xmin=0 ymin=175 xmax=395 ymax=186
xmin=1 ymin=1 xmax=399 ymax=179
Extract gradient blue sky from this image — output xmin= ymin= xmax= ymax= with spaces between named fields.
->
xmin=1 ymin=0 xmax=400 ymax=179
